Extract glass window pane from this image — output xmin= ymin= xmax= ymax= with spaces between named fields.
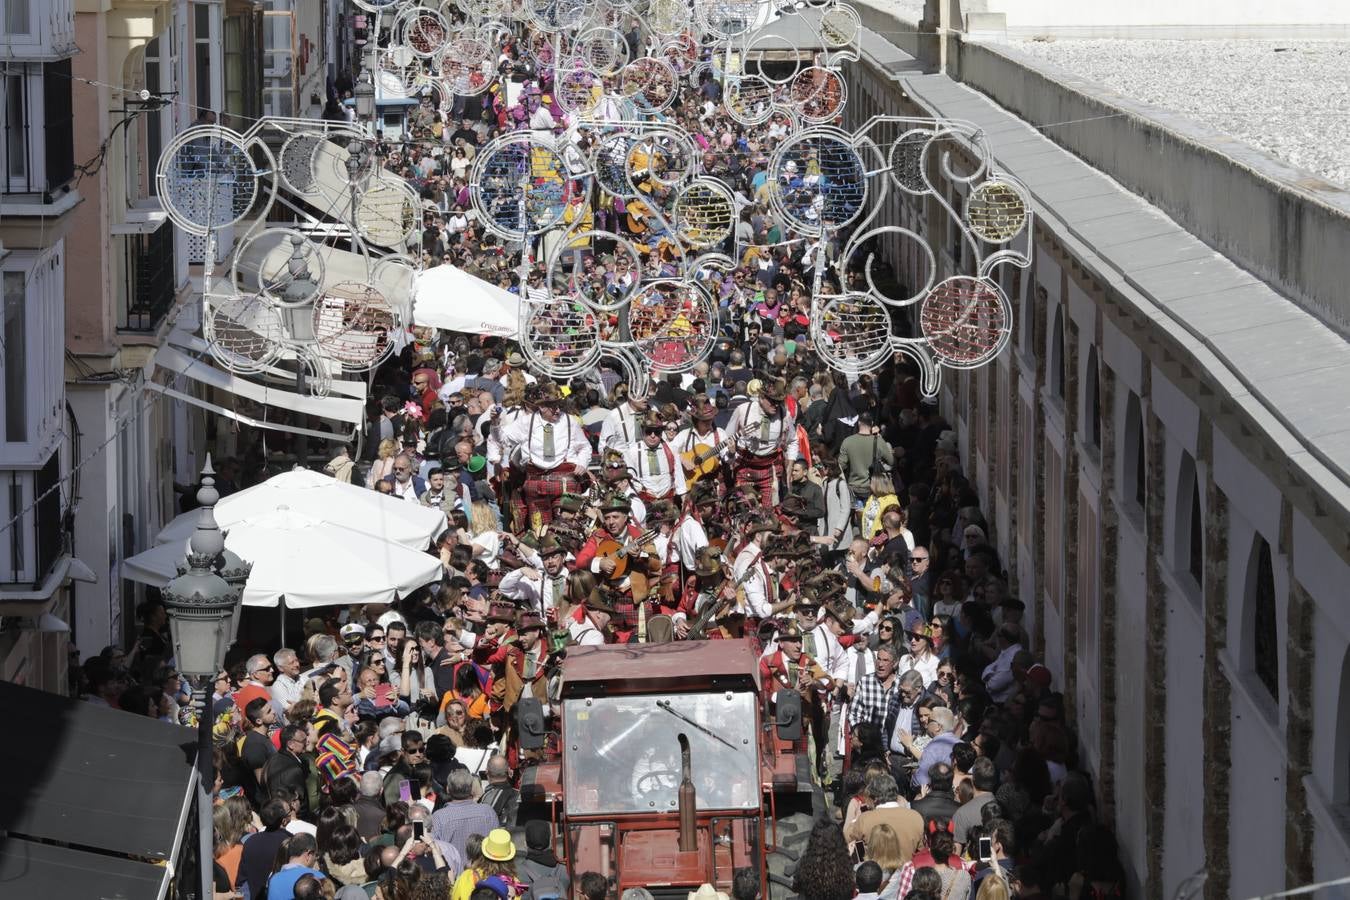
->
xmin=5 ymin=0 xmax=32 ymax=35
xmin=4 ymin=271 xmax=27 ymax=442
xmin=5 ymin=74 xmax=26 ymax=179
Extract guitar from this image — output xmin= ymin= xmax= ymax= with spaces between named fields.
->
xmin=681 ymin=426 xmax=753 ymax=486
xmin=687 ymin=548 xmax=762 ymax=640
xmin=595 ymin=529 xmax=659 ymax=582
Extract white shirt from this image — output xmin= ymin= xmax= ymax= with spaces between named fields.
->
xmin=390 ymin=477 xmax=421 ymax=502
xmin=801 ymin=622 xmax=848 ymax=684
xmin=496 ymin=412 xmax=592 ymax=470
xmin=983 ymin=642 xmax=1023 ymax=703
xmin=623 ymin=439 xmax=687 ymax=498
xmin=672 ymin=424 xmax=728 ymax=460
xmin=498 ymin=566 xmax=570 ymax=614
xmin=732 ymin=542 xmax=774 ymax=619
xmin=726 ymin=401 xmax=798 ymax=462
xmin=270 ymin=673 xmax=305 ymax=721
xmin=568 ymin=617 xmax=605 ymax=647
xmin=672 ymin=515 xmax=709 ymax=570
xmin=600 ymin=402 xmax=644 ymax=451
xmin=890 ymin=703 xmax=917 ymax=753
xmin=899 ymin=650 xmax=940 ymax=687
xmin=487 ymin=406 xmax=529 ymax=465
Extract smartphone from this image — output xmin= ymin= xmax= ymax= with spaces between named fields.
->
xmin=399 ymin=779 xmax=413 ymax=803
xmin=412 ymin=820 xmax=425 ymax=841
xmin=374 ymin=683 xmax=395 ymax=707
xmin=218 ymin=785 xmax=244 ymax=800
xmin=977 ymin=836 xmax=993 ymax=863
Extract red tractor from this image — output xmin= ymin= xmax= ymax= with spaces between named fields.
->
xmin=516 ymin=640 xmax=818 ymax=899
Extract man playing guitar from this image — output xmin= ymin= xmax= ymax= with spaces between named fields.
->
xmin=573 ymin=493 xmax=659 ymax=642
xmin=673 ymin=394 xmax=729 ymax=487
xmin=727 ymin=377 xmax=798 ymax=506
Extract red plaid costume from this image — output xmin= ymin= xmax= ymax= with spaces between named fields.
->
xmin=514 ymin=465 xmax=587 ymax=531
xmin=734 ymin=451 xmax=783 ymax=508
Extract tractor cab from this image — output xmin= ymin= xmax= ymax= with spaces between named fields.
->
xmin=518 ymin=640 xmax=816 ymax=899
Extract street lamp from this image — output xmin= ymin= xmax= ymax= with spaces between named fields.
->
xmin=162 ymin=457 xmax=244 ymax=900
xmin=354 ymin=73 xmax=376 ymax=121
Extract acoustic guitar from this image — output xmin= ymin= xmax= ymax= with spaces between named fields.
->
xmin=680 ymin=426 xmax=752 ymax=486
xmin=687 ymin=548 xmax=762 ymax=640
xmin=595 ymin=529 xmax=658 ymax=582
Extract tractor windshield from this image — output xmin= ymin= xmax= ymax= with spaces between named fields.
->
xmin=563 ymin=691 xmax=760 ymax=816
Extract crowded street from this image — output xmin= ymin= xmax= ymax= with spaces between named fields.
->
xmin=56 ymin=1 xmax=1114 ymax=896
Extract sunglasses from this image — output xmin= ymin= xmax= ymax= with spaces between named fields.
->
xmin=368 ymin=635 xmax=385 ymax=642
xmin=370 ymin=659 xmax=386 ymax=666
xmin=443 ymin=628 xmax=457 ymax=635
xmin=912 ymin=555 xmax=928 ymax=562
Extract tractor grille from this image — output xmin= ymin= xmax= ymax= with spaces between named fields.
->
xmin=646 ymin=888 xmax=698 ymax=900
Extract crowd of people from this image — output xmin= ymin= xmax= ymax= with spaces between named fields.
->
xmin=70 ymin=10 xmax=1127 ymax=900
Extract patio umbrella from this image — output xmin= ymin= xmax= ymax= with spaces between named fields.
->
xmin=155 ymin=468 xmax=444 ymax=550
xmin=410 ymin=263 xmax=521 ymax=337
xmin=126 ymin=507 xmax=443 ymax=608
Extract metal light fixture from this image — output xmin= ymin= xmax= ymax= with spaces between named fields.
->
xmin=161 ymin=457 xmax=243 ymax=678
xmin=354 ymin=73 xmax=376 ymax=121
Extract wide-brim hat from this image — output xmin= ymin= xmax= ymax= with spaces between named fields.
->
xmin=690 ymin=481 xmax=720 ymax=506
xmin=646 ymin=499 xmax=678 ymax=525
xmin=745 ymin=516 xmax=780 ymax=536
xmin=823 ymin=601 xmax=856 ymax=632
xmin=585 ymin=587 xmax=619 ymax=616
xmin=487 ymin=600 xmax=518 ymax=623
xmin=775 ymin=623 xmax=803 ymax=643
xmin=640 ymin=409 xmax=666 ymax=431
xmin=536 ymin=534 xmax=565 ymax=557
xmin=506 ymin=351 xmax=527 ymax=367
xmin=780 ymin=494 xmax=809 ymax=518
xmin=536 ymin=381 xmax=563 ymax=405
xmin=690 ymin=395 xmax=717 ymax=421
xmin=481 ymin=828 xmax=517 ymax=862
xmin=760 ymin=377 xmax=788 ymax=403
xmin=555 ymin=493 xmax=588 ymax=514
xmin=516 ymin=611 xmax=546 ymax=632
xmin=599 ymin=492 xmax=632 ymax=514
xmin=694 ymin=547 xmax=723 ymax=579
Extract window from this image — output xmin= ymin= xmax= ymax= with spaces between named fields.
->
xmin=195 ymin=4 xmax=213 ymax=117
xmin=3 ymin=271 xmax=26 ymax=442
xmin=1084 ymin=346 xmax=1101 ymax=448
xmin=1124 ymin=392 xmax=1146 ymax=512
xmin=145 ymin=38 xmax=164 ymax=197
xmin=1050 ymin=305 xmax=1065 ymax=400
xmin=1188 ymin=477 xmax=1203 ymax=583
xmin=4 ymin=73 xmax=26 ymax=181
xmin=1335 ymin=650 xmax=1350 ymax=806
xmin=4 ymin=0 xmax=31 ymax=35
xmin=1177 ymin=452 xmax=1202 ymax=587
xmin=1250 ymin=537 xmax=1278 ymax=701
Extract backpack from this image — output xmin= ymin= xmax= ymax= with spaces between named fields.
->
xmin=479 ymin=784 xmax=514 ymax=826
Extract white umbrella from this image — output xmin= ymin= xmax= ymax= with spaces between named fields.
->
xmin=410 ymin=263 xmax=521 ymax=336
xmin=127 ymin=508 xmax=443 ymax=608
xmin=155 ymin=469 xmax=444 ymax=549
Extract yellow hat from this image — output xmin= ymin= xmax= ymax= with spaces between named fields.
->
xmin=481 ymin=828 xmax=517 ymax=862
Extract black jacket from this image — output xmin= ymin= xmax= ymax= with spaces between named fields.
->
xmin=910 ymin=789 xmax=961 ymax=830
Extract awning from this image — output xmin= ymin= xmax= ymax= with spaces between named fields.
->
xmin=165 ymin=327 xmax=369 ymax=400
xmin=0 ymin=679 xmax=196 ymax=898
xmin=0 ymin=839 xmax=170 ymax=900
xmin=154 ymin=344 xmax=364 ymax=423
xmin=0 ymin=553 xmax=99 ymax=605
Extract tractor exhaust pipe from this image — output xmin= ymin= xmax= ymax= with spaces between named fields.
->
xmin=678 ymin=733 xmax=696 ymax=852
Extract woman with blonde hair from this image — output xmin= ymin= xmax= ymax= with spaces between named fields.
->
xmin=451 ymin=828 xmax=525 ymax=900
xmin=366 ymin=438 xmax=399 ymax=488
xmin=860 ymin=473 xmax=900 ymax=540
xmin=863 ymin=823 xmax=907 ymax=900
xmin=461 ymin=500 xmax=502 ymax=569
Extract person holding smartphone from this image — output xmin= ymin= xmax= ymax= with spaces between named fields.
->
xmin=893 ymin=818 xmax=971 ymax=900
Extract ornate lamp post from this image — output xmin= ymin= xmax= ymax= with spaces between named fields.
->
xmin=354 ymin=72 xmax=376 ymax=122
xmin=162 ymin=457 xmax=247 ymax=900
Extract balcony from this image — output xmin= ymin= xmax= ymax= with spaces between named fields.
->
xmin=1 ymin=60 xmax=75 ymax=204
xmin=0 ymin=454 xmax=66 ymax=589
xmin=0 ymin=0 xmax=77 ymax=62
xmin=120 ymin=221 xmax=176 ymax=333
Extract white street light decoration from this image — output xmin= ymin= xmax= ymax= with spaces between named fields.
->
xmin=153 ymin=2 xmax=1036 ymax=400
